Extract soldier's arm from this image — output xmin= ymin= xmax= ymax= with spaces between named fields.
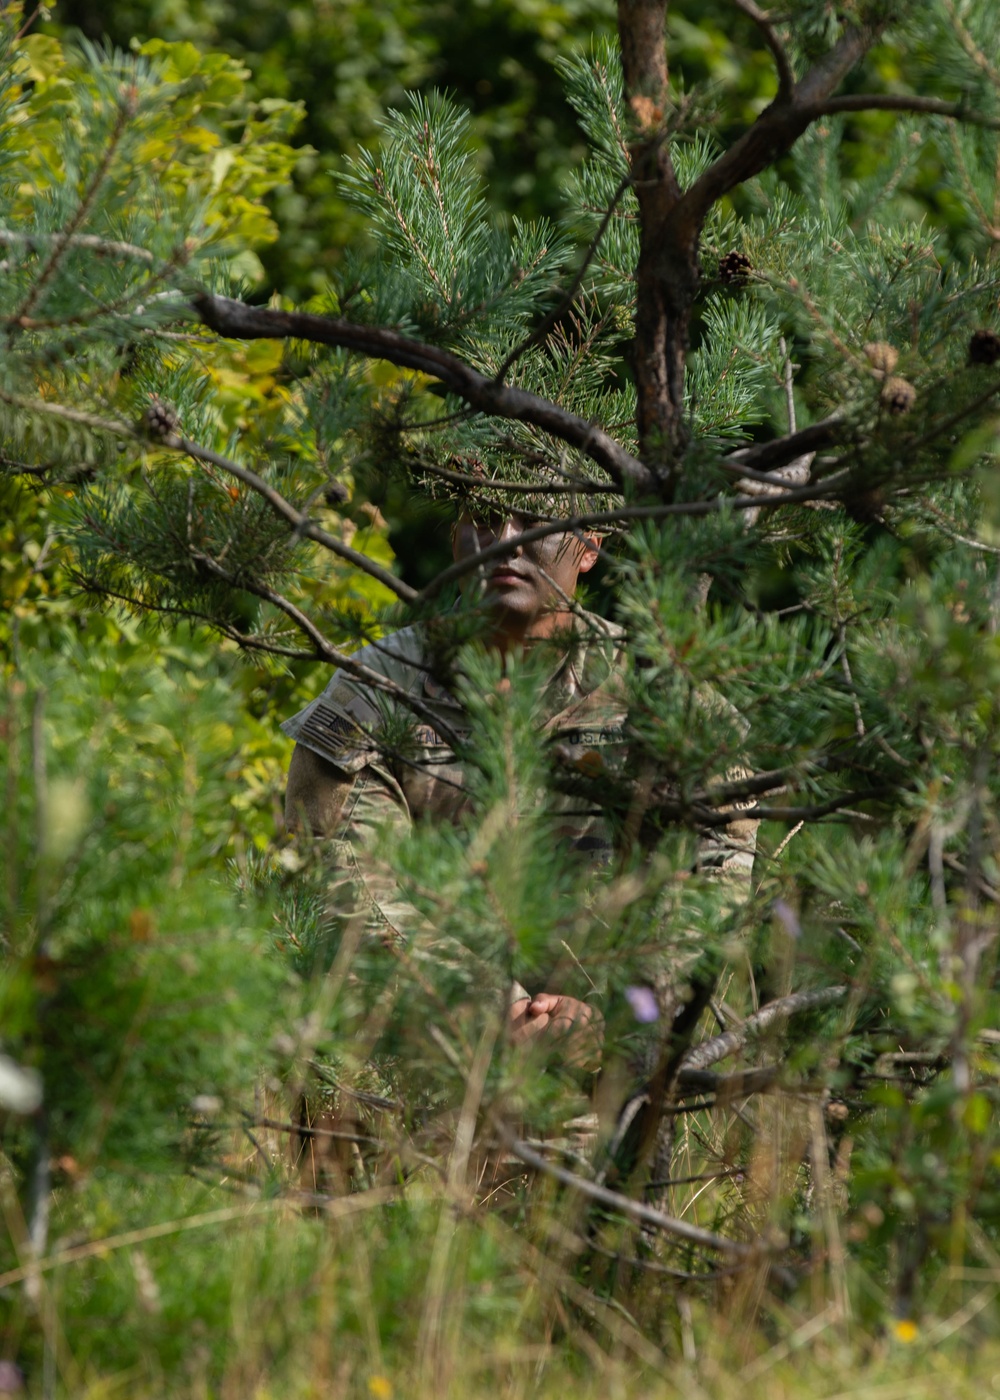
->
xmin=285 ymin=742 xmax=580 ymax=1032
xmin=695 ymin=802 xmax=758 ymax=907
xmin=285 ymin=744 xmax=354 ymax=837
xmin=285 ymin=741 xmax=426 ymax=944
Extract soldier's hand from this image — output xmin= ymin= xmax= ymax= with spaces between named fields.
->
xmin=508 ymin=994 xmax=603 ymax=1070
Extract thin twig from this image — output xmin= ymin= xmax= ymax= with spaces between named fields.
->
xmin=498 ymin=1128 xmax=757 ymax=1256
xmin=10 ymin=92 xmax=139 ymax=334
xmin=730 ymin=0 xmax=794 ymax=100
xmin=493 ymin=173 xmax=632 ymax=384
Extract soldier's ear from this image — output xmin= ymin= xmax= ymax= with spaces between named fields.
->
xmin=576 ymin=534 xmax=601 ymax=574
xmin=451 ymin=512 xmax=473 ymax=562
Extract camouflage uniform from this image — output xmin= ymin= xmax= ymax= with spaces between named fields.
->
xmin=282 ymin=611 xmax=756 ymax=963
xmin=284 ymin=612 xmax=757 ymax=1188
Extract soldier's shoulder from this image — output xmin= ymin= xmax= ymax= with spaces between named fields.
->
xmin=576 ymin=609 xmax=625 ymax=642
xmin=281 ymin=624 xmax=431 ymax=755
xmin=570 ymin=612 xmax=628 ymax=705
xmin=349 ymin=624 xmax=431 ymax=689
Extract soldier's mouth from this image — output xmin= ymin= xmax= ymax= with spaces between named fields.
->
xmin=488 ymin=567 xmax=528 ymax=585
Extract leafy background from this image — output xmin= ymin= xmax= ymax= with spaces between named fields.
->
xmin=4 ymin=1 xmax=1000 ymax=1396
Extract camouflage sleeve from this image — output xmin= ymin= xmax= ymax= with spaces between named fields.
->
xmin=694 ymin=794 xmax=758 ymax=908
xmin=324 ymin=769 xmax=430 ymax=945
xmin=285 ymin=744 xmax=533 ymax=1020
xmin=285 ymin=742 xmax=430 ymax=945
xmin=690 ymin=690 xmax=758 ymax=907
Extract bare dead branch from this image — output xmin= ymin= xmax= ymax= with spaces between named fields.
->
xmin=193 ymin=293 xmax=655 ymax=495
xmin=682 ymin=987 xmax=848 ymax=1071
xmin=496 ymin=1124 xmax=756 ymax=1256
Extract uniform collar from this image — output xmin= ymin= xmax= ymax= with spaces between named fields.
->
xmin=420 ymin=609 xmax=617 ymax=709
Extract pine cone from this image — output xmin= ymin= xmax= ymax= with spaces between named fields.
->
xmin=845 ymin=485 xmax=887 ymax=524
xmin=323 ymin=482 xmax=350 ymax=506
xmin=863 ymin=341 xmax=899 ymax=377
xmin=140 ymin=397 xmax=180 ymax=441
xmin=718 ymin=250 xmax=753 ymax=286
xmin=969 ymin=328 xmax=1000 ymax=366
xmin=881 ymin=375 xmax=916 ymax=415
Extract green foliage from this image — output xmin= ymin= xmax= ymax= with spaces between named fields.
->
xmin=0 ymin=613 xmax=293 ymax=1186
xmin=10 ymin=2 xmax=1000 ymax=1394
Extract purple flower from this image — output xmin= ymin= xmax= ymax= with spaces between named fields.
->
xmin=625 ymin=986 xmax=659 ymax=1023
xmin=0 ymin=1361 xmax=24 ymax=1394
xmin=773 ymin=898 xmax=801 ymax=940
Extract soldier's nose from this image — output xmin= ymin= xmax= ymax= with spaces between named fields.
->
xmin=498 ymin=516 xmax=525 ymax=552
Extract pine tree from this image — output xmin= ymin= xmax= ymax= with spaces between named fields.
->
xmin=6 ymin=0 xmax=1000 ymax=1362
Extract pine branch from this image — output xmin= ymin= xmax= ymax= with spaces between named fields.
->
xmin=679 ymin=23 xmax=881 ymax=226
xmin=729 ymin=0 xmax=794 ymax=101
xmin=418 ymin=474 xmax=851 ymax=598
xmin=941 ymin=0 xmax=1000 ymax=88
xmin=725 ymin=416 xmax=847 ymax=471
xmin=0 ymin=389 xmax=418 ymax=606
xmin=9 ymin=88 xmax=140 ymax=334
xmin=0 ymin=229 xmax=157 ymax=264
xmin=0 ymin=389 xmax=136 ymax=436
xmin=493 ymin=172 xmax=632 ymax=384
xmin=813 ymin=94 xmax=1000 ymax=129
xmin=193 ymin=292 xmax=654 ymax=495
xmin=171 ymin=433 xmax=418 ymax=604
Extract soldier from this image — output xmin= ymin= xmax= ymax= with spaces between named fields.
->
xmin=282 ymin=500 xmax=757 ymax=1060
xmin=283 ymin=505 xmax=618 ymax=1051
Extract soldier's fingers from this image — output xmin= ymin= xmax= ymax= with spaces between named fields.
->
xmin=510 ymin=1012 xmax=550 ymax=1044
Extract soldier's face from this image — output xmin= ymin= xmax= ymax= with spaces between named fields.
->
xmin=452 ymin=510 xmax=600 ymax=621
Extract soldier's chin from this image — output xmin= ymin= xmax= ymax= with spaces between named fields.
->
xmin=484 ymin=584 xmax=539 ymax=616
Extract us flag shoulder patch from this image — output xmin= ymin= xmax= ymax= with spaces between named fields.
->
xmin=299 ymin=704 xmax=367 ymax=755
